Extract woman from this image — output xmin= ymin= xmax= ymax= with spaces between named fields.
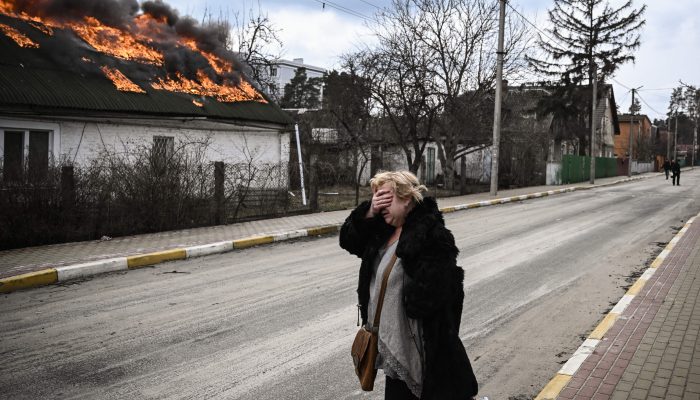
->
xmin=340 ymin=170 xmax=478 ymax=400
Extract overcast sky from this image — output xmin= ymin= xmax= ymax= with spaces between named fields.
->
xmin=168 ymin=0 xmax=699 ymax=121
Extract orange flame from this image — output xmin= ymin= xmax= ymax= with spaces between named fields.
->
xmin=101 ymin=66 xmax=146 ymax=93
xmin=27 ymin=20 xmax=52 ymax=35
xmin=192 ymin=99 xmax=204 ymax=107
xmin=0 ymin=22 xmax=38 ymax=47
xmin=0 ymin=0 xmax=267 ymax=103
xmin=179 ymin=38 xmax=233 ymax=76
xmin=152 ymin=71 xmax=265 ymax=103
xmin=69 ymin=17 xmax=163 ymax=65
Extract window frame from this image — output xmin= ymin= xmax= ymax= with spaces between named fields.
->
xmin=0 ymin=120 xmax=59 ymax=182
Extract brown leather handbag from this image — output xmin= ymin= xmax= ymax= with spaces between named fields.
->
xmin=351 ymin=253 xmax=397 ymax=391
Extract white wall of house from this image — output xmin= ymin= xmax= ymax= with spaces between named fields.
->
xmin=547 ymin=162 xmax=562 ymax=185
xmin=456 ymin=145 xmax=491 ymax=184
xmin=0 ymin=116 xmax=290 ymax=187
xmin=378 ymin=142 xmax=445 ymax=186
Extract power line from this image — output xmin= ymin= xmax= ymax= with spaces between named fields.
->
xmin=617 ymin=90 xmax=631 ymax=110
xmin=357 ymin=0 xmax=381 ymax=9
xmin=506 ymin=2 xmax=568 ymax=50
xmin=640 ymin=87 xmax=675 ymax=91
xmin=636 ymin=92 xmax=665 ymax=116
xmin=611 ymin=77 xmax=631 ymax=90
xmin=310 ymin=0 xmax=374 ymax=22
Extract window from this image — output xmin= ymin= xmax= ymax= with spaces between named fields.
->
xmin=153 ymin=135 xmax=174 ymax=173
xmin=2 ymin=129 xmax=51 ymax=182
xmin=28 ymin=131 xmax=49 ymax=181
xmin=270 ymin=66 xmax=278 ymax=77
xmin=3 ymin=131 xmax=23 ymax=182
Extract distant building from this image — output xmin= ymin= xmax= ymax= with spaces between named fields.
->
xmin=615 ymin=114 xmax=653 ymax=159
xmin=266 ymin=58 xmax=326 ymax=102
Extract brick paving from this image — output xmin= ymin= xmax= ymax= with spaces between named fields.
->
xmin=0 ymin=174 xmax=647 ymax=279
xmin=558 ymin=214 xmax=700 ymax=399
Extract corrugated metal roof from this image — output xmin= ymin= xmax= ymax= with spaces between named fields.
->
xmin=0 ymin=15 xmax=293 ymax=126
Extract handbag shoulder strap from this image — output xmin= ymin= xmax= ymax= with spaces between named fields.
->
xmin=372 ymin=253 xmax=398 ymax=328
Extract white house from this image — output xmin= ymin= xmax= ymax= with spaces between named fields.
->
xmin=0 ymin=13 xmax=293 ymax=186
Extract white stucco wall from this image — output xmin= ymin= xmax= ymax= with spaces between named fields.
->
xmin=457 ymin=145 xmax=491 ymax=184
xmin=381 ymin=142 xmax=446 ymax=185
xmin=0 ymin=116 xmax=290 ymax=187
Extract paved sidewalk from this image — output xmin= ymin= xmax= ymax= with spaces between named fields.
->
xmin=0 ymin=174 xmax=651 ymax=280
xmin=539 ymin=210 xmax=700 ymax=399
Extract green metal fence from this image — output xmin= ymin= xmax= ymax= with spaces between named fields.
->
xmin=561 ymin=155 xmax=619 ymax=184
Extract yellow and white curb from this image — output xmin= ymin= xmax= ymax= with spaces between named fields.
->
xmin=535 ymin=212 xmax=699 ymax=400
xmin=0 ymin=225 xmax=340 ymax=294
xmin=0 ymin=176 xmax=648 ymax=295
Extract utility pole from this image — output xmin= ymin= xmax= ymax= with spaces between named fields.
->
xmin=694 ymin=125 xmax=697 ymax=167
xmin=628 ymin=86 xmax=643 ymax=177
xmin=490 ymin=0 xmax=505 ymax=196
xmin=294 ymin=123 xmax=307 ymax=206
xmin=589 ymin=65 xmax=597 ymax=184
xmin=674 ymin=114 xmax=678 ymax=161
xmin=666 ymin=118 xmax=671 ymax=160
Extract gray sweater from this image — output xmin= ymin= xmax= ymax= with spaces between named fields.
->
xmin=367 ymin=241 xmax=425 ymax=397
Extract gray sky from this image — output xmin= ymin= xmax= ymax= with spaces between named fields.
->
xmin=168 ymin=0 xmax=699 ymax=121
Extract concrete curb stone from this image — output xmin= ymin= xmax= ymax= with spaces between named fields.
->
xmin=534 ymin=209 xmax=700 ymax=400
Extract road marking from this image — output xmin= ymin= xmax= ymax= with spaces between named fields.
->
xmin=307 ymin=225 xmax=339 ymax=236
xmin=589 ymin=313 xmax=619 ymax=340
xmin=611 ymin=294 xmax=635 ymax=315
xmin=558 ymin=338 xmax=601 ymax=376
xmin=127 ymin=249 xmax=187 ymax=268
xmin=534 ymin=374 xmax=572 ymax=400
xmin=0 ymin=269 xmax=58 ymax=293
xmin=57 ymin=258 xmax=128 ymax=281
xmin=186 ymin=242 xmax=233 ymax=259
xmin=272 ymin=229 xmax=308 ymax=241
xmin=233 ymin=235 xmax=275 ymax=249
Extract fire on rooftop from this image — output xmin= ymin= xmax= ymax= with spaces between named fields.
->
xmin=0 ymin=0 xmax=266 ymax=104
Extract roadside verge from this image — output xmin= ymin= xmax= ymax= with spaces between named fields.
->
xmin=0 ymin=176 xmax=645 ymax=294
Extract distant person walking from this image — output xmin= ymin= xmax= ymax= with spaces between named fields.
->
xmin=340 ymin=170 xmax=478 ymax=400
xmin=671 ymin=160 xmax=681 ymax=186
xmin=663 ymin=159 xmax=671 ymax=180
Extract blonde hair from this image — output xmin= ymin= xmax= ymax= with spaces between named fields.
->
xmin=369 ymin=170 xmax=428 ymax=203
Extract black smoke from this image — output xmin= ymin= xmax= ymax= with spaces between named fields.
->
xmin=10 ymin=0 xmax=139 ymax=28
xmin=141 ymin=0 xmax=178 ymax=26
xmin=4 ymin=0 xmax=248 ymax=91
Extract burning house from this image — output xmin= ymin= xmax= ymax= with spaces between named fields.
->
xmin=0 ymin=0 xmax=293 ymax=184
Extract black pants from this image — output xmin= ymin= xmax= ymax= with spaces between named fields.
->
xmin=673 ymin=174 xmax=680 ymax=185
xmin=665 ymin=169 xmax=669 ymax=179
xmin=385 ymin=376 xmax=419 ymax=400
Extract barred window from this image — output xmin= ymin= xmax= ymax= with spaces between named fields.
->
xmin=153 ymin=135 xmax=174 ymax=172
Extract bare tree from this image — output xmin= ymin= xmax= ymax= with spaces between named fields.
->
xmin=324 ymin=60 xmax=375 ymax=204
xmin=203 ymin=2 xmax=283 ymax=98
xmin=410 ymin=0 xmax=529 ymax=188
xmin=351 ymin=0 xmax=529 ymax=188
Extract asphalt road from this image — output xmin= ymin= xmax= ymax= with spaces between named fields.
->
xmin=1 ymin=170 xmax=698 ymax=399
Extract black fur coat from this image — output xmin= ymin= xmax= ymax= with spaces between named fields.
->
xmin=339 ymin=197 xmax=478 ymax=399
